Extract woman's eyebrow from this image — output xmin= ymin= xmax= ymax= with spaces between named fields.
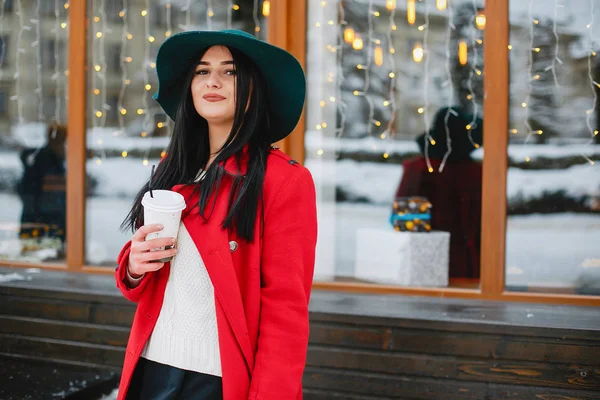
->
xmin=197 ymin=60 xmax=235 ymax=66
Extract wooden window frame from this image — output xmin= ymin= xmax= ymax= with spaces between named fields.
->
xmin=2 ymin=0 xmax=599 ymax=307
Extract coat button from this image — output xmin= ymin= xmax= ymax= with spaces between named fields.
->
xmin=229 ymin=241 xmax=238 ymax=252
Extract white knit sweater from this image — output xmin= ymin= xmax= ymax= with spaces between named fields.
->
xmin=140 ymin=223 xmax=222 ymax=377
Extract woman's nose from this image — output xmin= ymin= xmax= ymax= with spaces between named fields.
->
xmin=206 ymin=74 xmax=222 ymax=88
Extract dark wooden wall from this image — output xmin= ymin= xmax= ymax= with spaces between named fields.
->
xmin=1 ymin=268 xmax=599 ymax=399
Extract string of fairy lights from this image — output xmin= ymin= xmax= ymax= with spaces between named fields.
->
xmin=34 ymin=0 xmax=44 ymax=122
xmin=86 ymin=1 xmax=268 ymax=167
xmin=584 ymin=0 xmax=597 ymax=165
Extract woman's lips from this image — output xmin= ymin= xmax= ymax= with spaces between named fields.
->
xmin=203 ymin=94 xmax=226 ymax=102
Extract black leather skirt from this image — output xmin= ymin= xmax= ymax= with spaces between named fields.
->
xmin=125 ymin=357 xmax=223 ymax=400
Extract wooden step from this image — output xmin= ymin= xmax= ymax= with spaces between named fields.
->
xmin=303 ymin=367 xmax=600 ymax=400
xmin=0 ymin=293 xmax=135 ymax=327
xmin=0 ymin=354 xmax=119 ymax=400
xmin=0 ymin=333 xmax=125 ymax=368
xmin=0 ymin=315 xmax=130 ymax=347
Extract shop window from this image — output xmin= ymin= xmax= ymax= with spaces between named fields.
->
xmin=505 ymin=0 xmax=600 ymax=295
xmin=306 ymin=0 xmax=485 ymax=288
xmin=84 ymin=0 xmax=268 ymax=266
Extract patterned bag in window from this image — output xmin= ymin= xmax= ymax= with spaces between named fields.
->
xmin=389 ymin=196 xmax=432 ymax=232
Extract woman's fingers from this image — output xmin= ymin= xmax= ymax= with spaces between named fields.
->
xmin=132 ymin=224 xmax=164 ymax=242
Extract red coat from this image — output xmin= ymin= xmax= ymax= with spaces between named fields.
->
xmin=395 ymin=156 xmax=482 ymax=279
xmin=114 ymin=148 xmax=318 ymax=400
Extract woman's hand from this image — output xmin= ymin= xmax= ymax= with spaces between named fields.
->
xmin=128 ymin=224 xmax=177 ymax=279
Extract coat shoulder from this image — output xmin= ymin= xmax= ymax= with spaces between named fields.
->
xmin=264 ymin=147 xmax=312 ymax=194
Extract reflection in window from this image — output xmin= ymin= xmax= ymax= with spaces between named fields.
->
xmin=506 ymin=0 xmax=600 ymax=295
xmin=306 ymin=0 xmax=484 ymax=288
xmin=0 ymin=3 xmax=69 ymax=263
xmin=85 ymin=0 xmax=268 ymax=266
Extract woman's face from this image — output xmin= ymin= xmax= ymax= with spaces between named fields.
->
xmin=191 ymin=45 xmax=236 ymax=125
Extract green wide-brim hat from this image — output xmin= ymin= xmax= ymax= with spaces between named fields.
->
xmin=153 ymin=29 xmax=306 ymax=143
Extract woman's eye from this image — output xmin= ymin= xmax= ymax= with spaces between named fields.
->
xmin=195 ymin=69 xmax=209 ymax=75
xmin=225 ymin=69 xmax=237 ymax=76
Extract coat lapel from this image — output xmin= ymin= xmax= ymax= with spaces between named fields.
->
xmin=172 ymin=183 xmax=254 ymax=371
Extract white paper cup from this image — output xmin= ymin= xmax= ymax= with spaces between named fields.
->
xmin=142 ymin=190 xmax=186 ymax=262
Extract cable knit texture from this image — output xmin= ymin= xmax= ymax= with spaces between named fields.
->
xmin=141 ymin=223 xmax=222 ymax=377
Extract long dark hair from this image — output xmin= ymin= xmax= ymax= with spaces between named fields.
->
xmin=121 ymin=46 xmax=272 ymax=242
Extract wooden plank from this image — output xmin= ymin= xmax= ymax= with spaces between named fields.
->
xmin=66 ymin=0 xmax=87 ymax=271
xmin=0 ymin=334 xmax=125 ymax=368
xmin=310 ymin=322 xmax=392 ymax=351
xmin=0 ymin=295 xmax=134 ymax=327
xmin=304 ymin=389 xmax=402 ymax=400
xmin=306 ymin=346 xmax=600 ymax=391
xmin=480 ymin=0 xmax=509 ymax=296
xmin=312 ymin=281 xmax=482 ymax=298
xmin=309 ymin=323 xmax=600 ymax=364
xmin=389 ymin=329 xmax=600 ymax=366
xmin=303 ymin=367 xmax=600 ymax=400
xmin=0 ymin=316 xmax=129 ymax=347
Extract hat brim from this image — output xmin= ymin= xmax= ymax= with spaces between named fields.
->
xmin=153 ymin=30 xmax=306 ymax=143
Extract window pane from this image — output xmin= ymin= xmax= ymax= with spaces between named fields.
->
xmin=0 ymin=2 xmax=69 ymax=264
xmin=506 ymin=0 xmax=600 ymax=295
xmin=306 ymin=0 xmax=485 ymax=288
xmin=85 ymin=0 xmax=267 ymax=266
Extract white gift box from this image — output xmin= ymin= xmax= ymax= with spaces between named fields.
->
xmin=355 ymin=228 xmax=450 ymax=287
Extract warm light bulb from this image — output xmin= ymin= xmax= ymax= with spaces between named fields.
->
xmin=161 ymin=151 xmax=167 ymax=158
xmin=374 ymin=46 xmax=383 ymax=67
xmin=143 ymin=159 xmax=149 ymax=166
xmin=127 ymin=33 xmax=133 ymax=40
xmin=165 ymin=31 xmax=172 ymax=38
xmin=374 ymin=120 xmax=382 ymax=126
xmin=322 ymin=122 xmax=328 ymax=128
xmin=148 ymin=36 xmax=155 ymax=43
xmin=122 ymin=151 xmax=128 ymax=158
xmin=96 ymin=111 xmax=103 ymax=118
xmin=96 ymin=158 xmax=102 ymax=165
xmin=352 ymin=37 xmax=364 ymax=50
xmin=475 ymin=11 xmax=486 ymax=30
xmin=412 ymin=42 xmax=424 ymax=63
xmin=262 ymin=1 xmax=270 ymax=17
xmin=208 ymin=9 xmax=214 ymax=17
xmin=125 ymin=57 xmax=132 ymax=63
xmin=373 ymin=11 xmax=380 ymax=17
xmin=525 ymin=157 xmax=531 ymax=162
xmin=233 ymin=4 xmax=240 ymax=11
xmin=407 ymin=0 xmax=416 ymax=25
xmin=508 ymin=45 xmax=513 ymax=50
xmin=344 ymin=28 xmax=355 ymax=43
xmin=145 ymin=84 xmax=152 ymax=91
xmin=93 ymin=89 xmax=100 ymax=95
xmin=533 ymin=47 xmax=540 ymax=52
xmin=125 ymin=79 xmax=131 ymax=85
xmin=320 ymin=100 xmax=326 ymax=107
xmin=511 ymin=129 xmax=518 ymax=134
xmin=418 ymin=107 xmax=424 ymax=114
xmin=157 ymin=122 xmax=164 ymax=128
xmin=120 ymin=108 xmax=127 ymax=115
xmin=64 ymin=3 xmax=69 ymax=9
xmin=353 ymin=90 xmax=360 ymax=96
xmin=428 ymin=167 xmax=434 ymax=173
xmin=383 ymin=153 xmax=389 ymax=159
xmin=466 ymin=124 xmax=472 ymax=130
xmin=94 ymin=16 xmax=100 ymax=22
xmin=436 ymin=0 xmax=447 ymax=10
xmin=330 ymin=96 xmax=336 ymax=102
xmin=94 ymin=65 xmax=101 ymax=72
xmin=317 ymin=149 xmax=324 ymax=156
xmin=150 ymin=62 xmax=156 ymax=68
xmin=389 ymin=72 xmax=395 ymax=78
xmin=390 ymin=47 xmax=396 ymax=54
xmin=119 ymin=10 xmax=125 ymax=18
xmin=383 ymin=100 xmax=390 ymax=106
xmin=141 ymin=131 xmax=148 ymax=137
xmin=137 ymin=109 xmax=144 ymax=115
xmin=60 ymin=22 xmax=67 ymax=29
xmin=141 ymin=10 xmax=148 ymax=16
xmin=386 ymin=0 xmax=396 ymax=10
xmin=458 ymin=41 xmax=468 ymax=65
xmin=522 ymin=102 xmax=527 ymax=108
xmin=316 ymin=124 xmax=322 ymax=130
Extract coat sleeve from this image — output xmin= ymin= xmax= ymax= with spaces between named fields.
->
xmin=114 ymin=240 xmax=152 ymax=302
xmin=248 ymin=166 xmax=318 ymax=400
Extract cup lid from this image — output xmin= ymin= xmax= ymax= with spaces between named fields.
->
xmin=142 ymin=190 xmax=186 ymax=213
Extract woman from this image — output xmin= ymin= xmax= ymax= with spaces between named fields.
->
xmin=394 ymin=106 xmax=482 ymax=279
xmin=115 ymin=30 xmax=317 ymax=400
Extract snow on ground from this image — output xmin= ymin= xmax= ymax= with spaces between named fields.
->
xmin=99 ymin=388 xmax=118 ymax=400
